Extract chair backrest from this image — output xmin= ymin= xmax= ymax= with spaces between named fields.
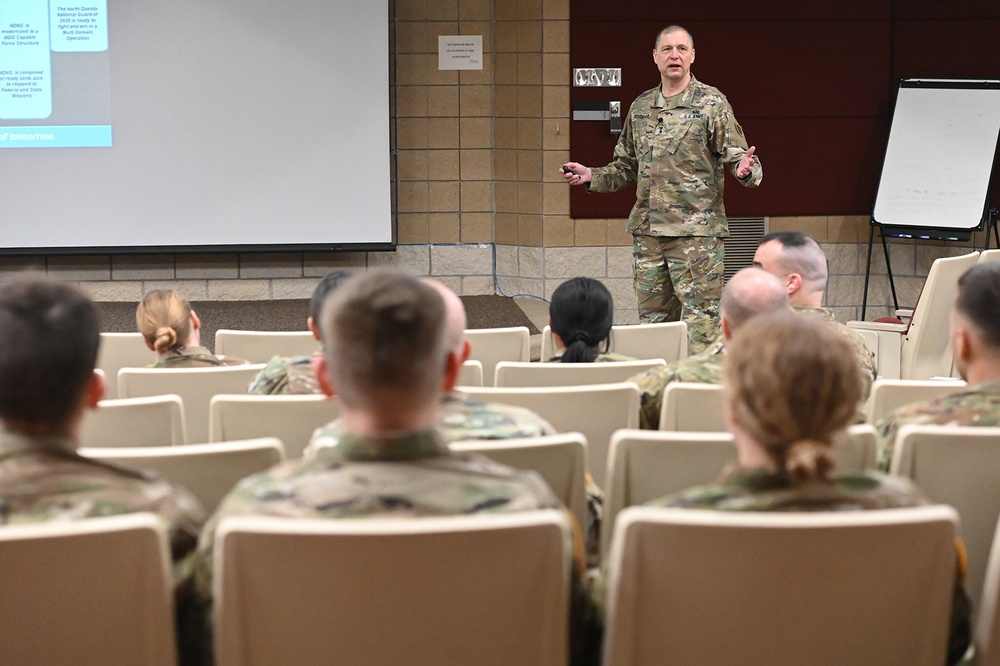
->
xmin=866 ymin=378 xmax=967 ymax=424
xmin=603 ymin=505 xmax=958 ymax=666
xmin=979 ymin=249 xmax=1000 ymax=264
xmin=602 ymin=425 xmax=882 ymax=560
xmin=464 ymin=327 xmax=530 ymax=386
xmin=901 ymin=251 xmax=979 ymax=379
xmin=214 ymin=511 xmax=570 ymax=666
xmin=461 ymin=383 xmax=640 ymax=488
xmin=456 ymin=359 xmax=484 ymax=387
xmin=118 ymin=364 xmax=266 ymax=444
xmin=80 ymin=438 xmax=285 ymax=514
xmin=97 ymin=332 xmax=156 ymax=399
xmin=494 ymin=359 xmax=666 ymax=387
xmin=659 ymin=382 xmax=726 ymax=431
xmin=80 ymin=394 xmax=187 ymax=447
xmin=975 ymin=511 xmax=1000 ymax=666
xmin=209 ymin=394 xmax=340 ymax=458
xmin=0 ymin=513 xmax=176 ymax=665
xmin=451 ymin=433 xmax=588 ymax=533
xmin=540 ymin=321 xmax=689 ymax=362
xmin=214 ymin=329 xmax=318 ymax=363
xmin=891 ymin=424 xmax=1000 ymax=610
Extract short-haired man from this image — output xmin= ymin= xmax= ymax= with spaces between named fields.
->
xmin=246 ymin=269 xmax=352 ymax=394
xmin=876 ymin=263 xmax=1000 ymax=470
xmin=753 ymin=230 xmax=877 ymax=398
xmin=194 ymin=271 xmax=596 ymax=662
xmin=305 ymin=278 xmax=555 ymax=453
xmin=0 ymin=280 xmax=204 ymax=657
xmin=629 ymin=267 xmax=789 ymax=429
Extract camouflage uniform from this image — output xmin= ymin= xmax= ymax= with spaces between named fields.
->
xmin=246 ymin=352 xmax=321 ymax=395
xmin=304 ymin=390 xmax=557 ymax=457
xmin=546 ymin=351 xmax=636 ymax=363
xmin=588 ymin=76 xmax=762 ymax=354
xmin=630 ymin=337 xmax=726 ymax=430
xmin=150 ymin=345 xmax=247 ymax=368
xmin=793 ymin=306 xmax=877 ymax=401
xmin=193 ymin=429 xmax=602 ymax=666
xmin=875 ymin=379 xmax=1000 ymax=472
xmin=648 ymin=465 xmax=972 ymax=665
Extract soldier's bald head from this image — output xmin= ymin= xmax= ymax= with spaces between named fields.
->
xmin=754 ymin=231 xmax=828 ymax=301
xmin=955 ymin=263 xmax=1000 ymax=352
xmin=654 ymin=25 xmax=694 ymax=49
xmin=721 ymin=267 xmax=790 ymax=331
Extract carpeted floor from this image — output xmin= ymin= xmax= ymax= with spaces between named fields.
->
xmin=99 ymin=295 xmax=539 ymax=353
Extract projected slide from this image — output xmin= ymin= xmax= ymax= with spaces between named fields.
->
xmin=0 ymin=0 xmax=111 ymax=147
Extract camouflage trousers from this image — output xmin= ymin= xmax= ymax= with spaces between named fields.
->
xmin=633 ymin=234 xmax=723 ymax=354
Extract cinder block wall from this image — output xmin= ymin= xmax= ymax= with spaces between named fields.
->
xmin=0 ymin=0 xmax=984 ymax=325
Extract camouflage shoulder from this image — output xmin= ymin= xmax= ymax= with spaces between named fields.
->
xmin=439 ymin=399 xmax=555 ymax=440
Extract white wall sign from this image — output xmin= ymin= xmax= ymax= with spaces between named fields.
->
xmin=438 ymin=35 xmax=482 ymax=70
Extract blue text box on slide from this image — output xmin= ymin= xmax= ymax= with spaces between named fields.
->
xmin=0 ymin=125 xmax=112 ymax=147
xmin=50 ymin=1 xmax=108 ymax=52
xmin=0 ymin=0 xmax=52 ymax=120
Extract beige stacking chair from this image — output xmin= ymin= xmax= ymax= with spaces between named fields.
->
xmin=866 ymin=378 xmax=967 ymax=424
xmin=455 ymin=359 xmax=484 ymax=387
xmin=659 ymin=382 xmax=726 ymax=431
xmin=974 ymin=511 xmax=1000 ymax=665
xmin=848 ymin=251 xmax=980 ymax=379
xmin=463 ymin=326 xmax=531 ymax=386
xmin=451 ymin=433 xmax=588 ymax=533
xmin=209 ymin=394 xmax=340 ymax=458
xmin=494 ymin=358 xmax=665 ymax=387
xmin=603 ymin=505 xmax=959 ymax=666
xmin=214 ymin=511 xmax=571 ymax=666
xmin=891 ymin=425 xmax=1000 ymax=609
xmin=80 ymin=438 xmax=285 ymax=513
xmin=96 ymin=332 xmax=156 ymax=399
xmin=0 ymin=513 xmax=176 ymax=665
xmin=118 ymin=364 xmax=265 ymax=444
xmin=214 ymin=330 xmax=318 ymax=364
xmin=79 ymin=394 xmax=187 ymax=447
xmin=461 ymin=383 xmax=640 ymax=488
xmin=540 ymin=321 xmax=688 ymax=362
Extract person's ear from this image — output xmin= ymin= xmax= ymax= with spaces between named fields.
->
xmin=460 ymin=339 xmax=471 ymax=365
xmin=953 ymin=325 xmax=972 ymax=366
xmin=785 ymin=273 xmax=802 ymax=296
xmin=307 ymin=316 xmax=322 ymax=342
xmin=720 ymin=315 xmax=733 ymax=342
xmin=190 ymin=310 xmax=202 ymax=331
xmin=86 ymin=371 xmax=105 ymax=409
xmin=313 ymin=355 xmax=336 ymax=397
xmin=442 ymin=350 xmax=462 ymax=393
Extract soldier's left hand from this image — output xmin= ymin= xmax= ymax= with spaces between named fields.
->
xmin=736 ymin=146 xmax=756 ymax=179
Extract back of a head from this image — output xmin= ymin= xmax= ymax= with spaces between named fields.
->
xmin=759 ymin=231 xmax=828 ymax=297
xmin=321 ymin=270 xmax=447 ymax=411
xmin=421 ymin=279 xmax=467 ymax=355
xmin=0 ymin=280 xmax=100 ymax=426
xmin=725 ymin=310 xmax=861 ymax=481
xmin=308 ymin=270 xmax=353 ymax=325
xmin=956 ymin=263 xmax=1000 ymax=352
xmin=720 ymin=266 xmax=790 ymax=330
xmin=549 ymin=277 xmax=614 ymax=363
xmin=136 ymin=289 xmax=191 ymax=355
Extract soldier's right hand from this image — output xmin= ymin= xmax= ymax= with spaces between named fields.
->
xmin=561 ymin=162 xmax=592 ymax=186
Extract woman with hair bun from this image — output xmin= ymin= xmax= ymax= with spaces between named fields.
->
xmin=547 ymin=277 xmax=633 ymax=363
xmin=136 ymin=290 xmax=247 ymax=368
xmin=649 ymin=309 xmax=971 ymax=664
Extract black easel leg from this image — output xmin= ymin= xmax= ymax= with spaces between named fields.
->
xmin=881 ymin=230 xmax=898 ymax=312
xmin=862 ymin=223 xmax=875 ymax=320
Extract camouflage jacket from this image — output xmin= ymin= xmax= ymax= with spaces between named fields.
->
xmin=304 ymin=390 xmax=556 ymax=457
xmin=0 ymin=431 xmax=205 ymax=585
xmin=546 ymin=350 xmax=636 ymax=363
xmin=151 ymin=346 xmax=247 ymax=369
xmin=876 ymin=379 xmax=1000 ymax=472
xmin=631 ymin=337 xmax=725 ymax=430
xmin=588 ymin=76 xmax=762 ymax=238
xmin=246 ymin=352 xmax=321 ymax=395
xmin=793 ymin=306 xmax=877 ymax=401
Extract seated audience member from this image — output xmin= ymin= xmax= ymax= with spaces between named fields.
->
xmin=306 ymin=277 xmax=555 ymax=454
xmin=629 ymin=267 xmax=788 ymax=429
xmin=547 ymin=277 xmax=633 ymax=363
xmin=648 ymin=310 xmax=971 ymax=665
xmin=194 ymin=270 xmax=598 ymax=664
xmin=0 ymin=280 xmax=205 ymax=659
xmin=876 ymin=262 xmax=1000 ymax=470
xmin=246 ymin=270 xmax=351 ymax=394
xmin=753 ymin=231 xmax=877 ymax=398
xmin=136 ymin=289 xmax=247 ymax=368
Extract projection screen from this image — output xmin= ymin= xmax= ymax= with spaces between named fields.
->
xmin=0 ymin=0 xmax=392 ymax=253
